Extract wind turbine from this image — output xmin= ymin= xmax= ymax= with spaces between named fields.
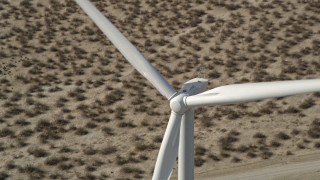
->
xmin=75 ymin=0 xmax=320 ymax=179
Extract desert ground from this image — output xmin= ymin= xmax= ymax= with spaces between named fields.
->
xmin=0 ymin=0 xmax=319 ymax=179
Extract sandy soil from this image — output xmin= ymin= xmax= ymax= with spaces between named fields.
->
xmin=0 ymin=0 xmax=319 ymax=179
xmin=196 ymin=152 xmax=320 ymax=180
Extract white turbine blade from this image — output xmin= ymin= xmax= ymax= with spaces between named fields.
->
xmin=75 ymin=0 xmax=176 ymax=99
xmin=185 ymin=79 xmax=320 ymax=107
xmin=153 ymin=112 xmax=182 ymax=180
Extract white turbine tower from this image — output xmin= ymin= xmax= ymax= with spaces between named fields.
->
xmin=75 ymin=1 xmax=320 ymax=179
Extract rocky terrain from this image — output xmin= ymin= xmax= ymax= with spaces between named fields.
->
xmin=0 ymin=0 xmax=319 ymax=179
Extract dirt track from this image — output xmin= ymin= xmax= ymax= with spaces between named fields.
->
xmin=196 ymin=153 xmax=320 ymax=180
xmin=212 ymin=159 xmax=320 ymax=180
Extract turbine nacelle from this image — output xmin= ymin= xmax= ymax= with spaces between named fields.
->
xmin=180 ymin=78 xmax=208 ymax=96
xmin=170 ymin=78 xmax=208 ymax=114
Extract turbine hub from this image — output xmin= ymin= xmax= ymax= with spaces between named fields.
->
xmin=170 ymin=93 xmax=188 ymax=114
xmin=170 ymin=78 xmax=208 ymax=114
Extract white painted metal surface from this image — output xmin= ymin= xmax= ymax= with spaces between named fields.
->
xmin=75 ymin=0 xmax=176 ymax=100
xmin=179 ymin=109 xmax=194 ymax=180
xmin=152 ymin=111 xmax=182 ymax=180
xmin=185 ymin=79 xmax=320 ymax=107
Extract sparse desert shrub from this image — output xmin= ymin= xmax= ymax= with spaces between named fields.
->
xmin=48 ymin=86 xmax=62 ymax=93
xmin=0 ymin=127 xmax=14 ymax=137
xmin=229 ymin=130 xmax=240 ymax=136
xmin=27 ymin=147 xmax=49 ymax=158
xmin=260 ymin=150 xmax=273 ymax=159
xmin=15 ymin=119 xmax=30 ymax=126
xmin=83 ymin=147 xmax=97 ymax=155
xmin=283 ymin=106 xmax=300 ymax=114
xmin=299 ymin=98 xmax=315 ymax=109
xmin=58 ymin=163 xmax=74 ymax=170
xmin=231 ymin=156 xmax=242 ymax=163
xmin=291 ymin=129 xmax=300 ymax=136
xmin=5 ymin=107 xmax=24 ymax=116
xmin=139 ymin=155 xmax=148 ymax=161
xmin=16 ymin=137 xmax=28 ymax=147
xmin=0 ymin=118 xmax=4 ymax=124
xmin=38 ymin=130 xmax=61 ymax=143
xmin=18 ymin=165 xmax=46 ymax=179
xmin=116 ymin=155 xmax=129 ymax=165
xmin=253 ymin=132 xmax=267 ymax=139
xmin=33 ymin=102 xmax=50 ymax=115
xmin=270 ymin=140 xmax=282 ymax=147
xmin=127 ymin=155 xmax=140 ymax=164
xmin=140 ymin=120 xmax=150 ymax=127
xmin=49 ymin=173 xmax=64 ymax=179
xmin=55 ymin=97 xmax=68 ymax=107
xmin=101 ymin=126 xmax=115 ymax=136
xmin=199 ymin=115 xmax=213 ymax=127
xmin=104 ymin=90 xmax=124 ymax=105
xmin=75 ymin=80 xmax=84 ymax=86
xmin=195 ymin=146 xmax=207 ymax=156
xmin=218 ymin=130 xmax=240 ymax=151
xmin=75 ymin=94 xmax=87 ymax=101
xmin=73 ymin=158 xmax=86 ymax=166
xmin=247 ymin=151 xmax=257 ymax=158
xmin=5 ymin=160 xmax=16 ymax=170
xmin=45 ymin=156 xmax=61 ymax=166
xmin=85 ymin=122 xmax=97 ymax=129
xmin=258 ymin=106 xmax=273 ymax=114
xmin=101 ymin=146 xmax=117 ymax=155
xmin=66 ymin=115 xmax=75 ymax=120
xmin=59 ymin=146 xmax=73 ymax=153
xmin=26 ymin=98 xmax=35 ymax=105
xmin=135 ymin=143 xmax=155 ymax=151
xmin=153 ymin=135 xmax=162 ymax=143
xmin=314 ymin=142 xmax=320 ymax=149
xmin=237 ymin=144 xmax=249 ymax=153
xmin=276 ymin=132 xmax=291 ymax=140
xmin=35 ymin=119 xmax=51 ymax=132
xmin=10 ymin=92 xmax=23 ymax=102
xmin=195 ymin=157 xmax=205 ymax=167
xmin=68 ymin=87 xmax=87 ymax=101
xmin=19 ymin=129 xmax=34 ymax=137
xmin=55 ymin=118 xmax=69 ymax=126
xmin=2 ymin=101 xmax=17 ymax=108
xmin=219 ymin=150 xmax=230 ymax=158
xmin=22 ymin=60 xmax=33 ymax=67
xmin=75 ymin=127 xmax=89 ymax=136
xmin=85 ymin=165 xmax=97 ymax=172
xmin=115 ymin=106 xmax=125 ymax=120
xmin=118 ymin=121 xmax=136 ymax=128
xmin=286 ymin=151 xmax=293 ymax=156
xmin=222 ymin=109 xmax=241 ymax=120
xmin=61 ymin=108 xmax=71 ymax=113
xmin=0 ymin=143 xmax=6 ymax=152
xmin=82 ymin=173 xmax=97 ymax=179
xmin=208 ymin=153 xmax=221 ymax=161
xmin=0 ymin=78 xmax=9 ymax=85
xmin=303 ymin=138 xmax=311 ymax=143
xmin=308 ymin=119 xmax=320 ymax=138
xmin=297 ymin=143 xmax=306 ymax=149
xmin=206 ymin=15 xmax=215 ymax=23
xmin=0 ymin=92 xmax=8 ymax=100
xmin=208 ymin=70 xmax=221 ymax=78
xmin=120 ymin=166 xmax=145 ymax=175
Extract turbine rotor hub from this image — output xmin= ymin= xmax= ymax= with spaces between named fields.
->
xmin=169 ymin=78 xmax=208 ymax=114
xmin=169 ymin=93 xmax=188 ymax=114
